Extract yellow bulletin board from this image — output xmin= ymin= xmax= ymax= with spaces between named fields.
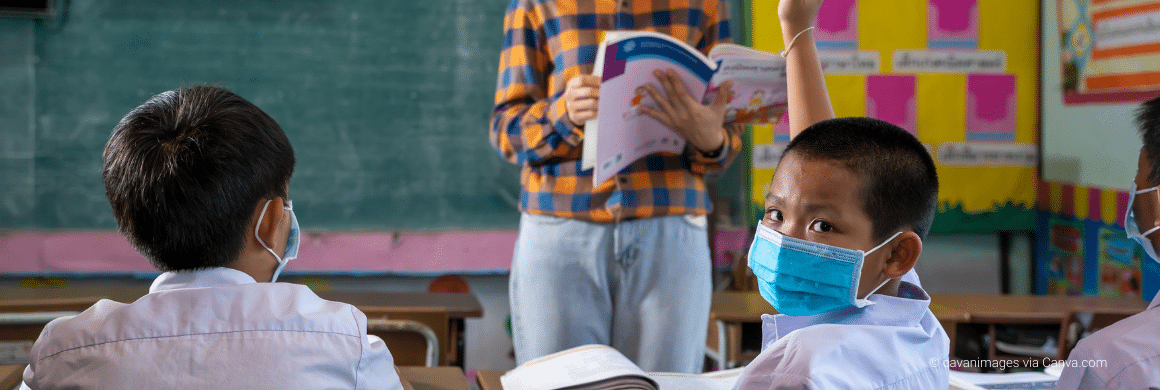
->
xmin=748 ymin=0 xmax=1040 ymax=233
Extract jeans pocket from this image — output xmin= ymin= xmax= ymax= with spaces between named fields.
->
xmin=681 ymin=214 xmax=708 ymax=230
xmin=521 ymin=212 xmax=570 ymax=226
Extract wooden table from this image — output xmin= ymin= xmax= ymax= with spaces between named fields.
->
xmin=0 ymin=365 xmax=21 ymax=390
xmin=708 ymin=291 xmax=1146 ymax=367
xmin=475 ymin=370 xmax=505 ymax=390
xmin=0 ymin=286 xmax=483 ymax=367
xmin=930 ymin=294 xmax=1148 ymax=362
xmin=398 ymin=366 xmax=470 ymax=390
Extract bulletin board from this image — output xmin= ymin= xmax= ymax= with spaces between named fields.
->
xmin=1059 ymin=0 xmax=1160 ymax=104
xmin=749 ymin=0 xmax=1039 ymax=234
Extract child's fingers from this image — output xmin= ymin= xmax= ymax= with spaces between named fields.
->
xmin=638 ymin=105 xmax=674 ymax=128
xmin=643 ymin=83 xmax=678 ymax=121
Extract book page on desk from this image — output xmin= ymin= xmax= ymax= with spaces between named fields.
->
xmin=499 ymin=344 xmax=657 ymax=390
xmin=649 ymin=367 xmax=743 ymax=390
xmin=587 ymin=31 xmax=717 ymax=185
xmin=948 ymin=370 xmax=1059 ymax=390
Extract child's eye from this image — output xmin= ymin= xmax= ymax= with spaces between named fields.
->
xmin=766 ymin=209 xmax=783 ymax=222
xmin=809 ymin=220 xmax=834 ymax=233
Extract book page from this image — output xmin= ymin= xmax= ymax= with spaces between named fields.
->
xmin=589 ymin=31 xmax=717 ymax=185
xmin=706 ymin=50 xmax=788 ymax=125
xmin=500 ymin=344 xmax=656 ymax=390
xmin=649 ymin=368 xmax=743 ymax=390
xmin=948 ymin=371 xmax=1059 ymax=390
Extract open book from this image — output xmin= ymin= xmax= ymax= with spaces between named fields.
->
xmin=500 ymin=344 xmax=742 ymax=390
xmin=581 ymin=31 xmax=788 ymax=185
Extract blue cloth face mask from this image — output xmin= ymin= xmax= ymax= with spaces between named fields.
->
xmin=748 ymin=222 xmax=900 ymax=316
xmin=1125 ymin=182 xmax=1160 ymax=263
xmin=255 ymin=198 xmax=300 ymax=283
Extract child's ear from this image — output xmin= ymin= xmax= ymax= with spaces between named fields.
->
xmin=883 ymin=231 xmax=922 ymax=278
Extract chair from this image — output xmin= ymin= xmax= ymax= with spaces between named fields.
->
xmin=367 ymin=319 xmax=440 ymax=367
xmin=0 ymin=297 xmax=97 ymax=366
xmin=364 ymin=307 xmax=451 ymax=366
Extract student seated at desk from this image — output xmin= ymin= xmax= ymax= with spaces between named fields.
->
xmin=731 ymin=1 xmax=949 ymax=389
xmin=1054 ymin=96 xmax=1160 ymax=389
xmin=21 ymin=86 xmax=409 ymax=390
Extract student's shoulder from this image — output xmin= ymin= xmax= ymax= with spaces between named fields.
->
xmin=1069 ymin=309 xmax=1160 ymax=365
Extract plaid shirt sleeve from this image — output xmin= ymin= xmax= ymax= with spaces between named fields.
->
xmin=489 ymin=0 xmax=582 ymax=167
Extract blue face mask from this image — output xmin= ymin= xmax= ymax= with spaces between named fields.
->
xmin=747 ymin=223 xmax=900 ymax=316
xmin=255 ymin=198 xmax=300 ymax=283
xmin=1125 ymin=182 xmax=1160 ymax=263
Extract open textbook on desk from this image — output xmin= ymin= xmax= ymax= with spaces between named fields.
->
xmin=581 ymin=31 xmax=788 ymax=185
xmin=500 ymin=344 xmax=742 ymax=390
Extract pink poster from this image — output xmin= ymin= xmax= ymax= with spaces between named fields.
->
xmin=774 ymin=114 xmax=791 ymax=143
xmin=866 ymin=75 xmax=917 ymax=134
xmin=966 ymin=74 xmax=1017 ymax=141
xmin=814 ymin=0 xmax=858 ymax=50
xmin=928 ymin=0 xmax=979 ymax=49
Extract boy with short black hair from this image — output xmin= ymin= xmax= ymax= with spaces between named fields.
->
xmin=23 ymin=85 xmax=409 ymax=390
xmin=1054 ymin=95 xmax=1160 ymax=389
xmin=732 ymin=0 xmax=949 ymax=388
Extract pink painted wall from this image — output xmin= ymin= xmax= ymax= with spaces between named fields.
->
xmin=0 ymin=230 xmax=753 ymax=275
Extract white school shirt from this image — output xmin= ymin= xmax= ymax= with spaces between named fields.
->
xmin=22 ymin=267 xmax=404 ymax=390
xmin=732 ymin=280 xmax=950 ymax=390
xmin=1054 ymin=289 xmax=1160 ymax=389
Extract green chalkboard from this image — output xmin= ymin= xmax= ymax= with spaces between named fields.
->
xmin=0 ymin=0 xmax=749 ymax=231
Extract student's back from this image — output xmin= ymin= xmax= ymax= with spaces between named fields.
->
xmin=26 ymin=268 xmax=398 ymax=389
xmin=21 ymin=85 xmax=404 ymax=390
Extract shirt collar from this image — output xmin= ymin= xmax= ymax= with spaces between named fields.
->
xmin=149 ymin=267 xmax=258 ymax=293
xmin=761 ymin=280 xmax=932 ymax=348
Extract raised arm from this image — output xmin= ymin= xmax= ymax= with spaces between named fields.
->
xmin=779 ymin=0 xmax=834 ymax=140
xmin=489 ymin=0 xmax=583 ymax=167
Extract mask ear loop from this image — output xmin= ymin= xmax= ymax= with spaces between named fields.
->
xmin=856 ymin=231 xmax=906 ymax=300
xmin=254 ymin=198 xmax=283 ymax=264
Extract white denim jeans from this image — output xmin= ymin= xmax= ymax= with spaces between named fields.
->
xmin=509 ymin=213 xmax=712 ymax=373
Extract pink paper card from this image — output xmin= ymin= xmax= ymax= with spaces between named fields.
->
xmin=866 ymin=75 xmax=917 ymax=134
xmin=814 ymin=0 xmax=858 ymax=50
xmin=773 ymin=113 xmax=791 ymax=143
xmin=966 ymin=74 xmax=1017 ymax=141
xmin=928 ymin=0 xmax=979 ymax=49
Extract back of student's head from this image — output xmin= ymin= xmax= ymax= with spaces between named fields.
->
xmin=783 ymin=117 xmax=939 ymax=240
xmin=103 ymin=85 xmax=295 ymax=271
xmin=1138 ymin=95 xmax=1160 ymax=186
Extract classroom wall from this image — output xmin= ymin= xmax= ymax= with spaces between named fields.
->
xmin=1041 ymin=0 xmax=1140 ymax=189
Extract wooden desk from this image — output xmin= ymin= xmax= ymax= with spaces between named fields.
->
xmin=0 ymin=286 xmax=483 ymax=367
xmin=708 ymin=292 xmax=1141 ymax=367
xmin=397 ymin=366 xmax=470 ymax=390
xmin=0 ymin=365 xmax=21 ymax=390
xmin=931 ymin=294 xmax=1148 ymax=362
xmin=475 ymin=370 xmax=505 ymax=390
xmin=318 ymin=291 xmax=482 ymax=367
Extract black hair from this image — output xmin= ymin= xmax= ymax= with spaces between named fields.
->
xmin=102 ymin=85 xmax=295 ymax=271
xmin=1137 ymin=95 xmax=1160 ymax=186
xmin=782 ymin=117 xmax=939 ymax=240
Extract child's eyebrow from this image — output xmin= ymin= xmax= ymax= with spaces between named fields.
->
xmin=766 ymin=194 xmax=843 ymax=216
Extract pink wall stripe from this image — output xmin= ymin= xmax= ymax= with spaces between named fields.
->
xmin=0 ymin=230 xmax=754 ymax=275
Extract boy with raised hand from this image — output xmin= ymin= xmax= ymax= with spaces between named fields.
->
xmin=1054 ymin=96 xmax=1160 ymax=389
xmin=22 ymin=86 xmax=409 ymax=390
xmin=732 ymin=0 xmax=949 ymax=388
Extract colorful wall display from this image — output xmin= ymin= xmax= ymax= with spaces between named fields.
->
xmin=1059 ymin=0 xmax=1160 ymax=104
xmin=1034 ymin=180 xmax=1160 ymax=300
xmin=749 ymin=0 xmax=1039 ymax=233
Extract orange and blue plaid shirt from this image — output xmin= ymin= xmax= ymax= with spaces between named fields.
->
xmin=490 ymin=0 xmax=743 ymax=222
